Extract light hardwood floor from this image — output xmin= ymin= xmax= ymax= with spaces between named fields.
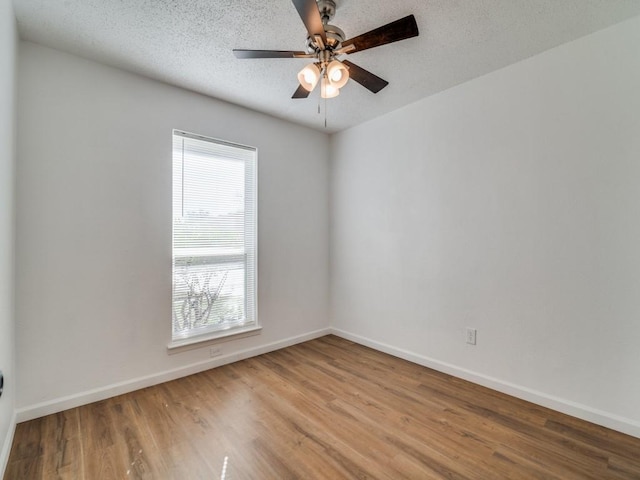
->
xmin=5 ymin=335 xmax=640 ymax=479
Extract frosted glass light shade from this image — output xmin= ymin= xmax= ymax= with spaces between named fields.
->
xmin=321 ymin=76 xmax=339 ymax=98
xmin=297 ymin=64 xmax=320 ymax=92
xmin=326 ymin=60 xmax=349 ymax=89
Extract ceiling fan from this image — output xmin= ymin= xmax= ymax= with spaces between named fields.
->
xmin=233 ymin=0 xmax=419 ymax=99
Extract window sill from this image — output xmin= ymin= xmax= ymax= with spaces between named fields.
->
xmin=167 ymin=325 xmax=262 ymax=355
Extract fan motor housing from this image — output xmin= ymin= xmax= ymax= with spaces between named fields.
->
xmin=306 ymin=24 xmax=345 ymax=53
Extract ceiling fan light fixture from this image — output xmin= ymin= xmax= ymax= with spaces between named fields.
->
xmin=234 ymin=0 xmax=420 ymax=102
xmin=321 ymin=75 xmax=340 ymax=98
xmin=297 ymin=63 xmax=320 ymax=92
xmin=326 ymin=60 xmax=349 ymax=89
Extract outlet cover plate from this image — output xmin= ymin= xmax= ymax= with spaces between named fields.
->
xmin=466 ymin=328 xmax=477 ymax=345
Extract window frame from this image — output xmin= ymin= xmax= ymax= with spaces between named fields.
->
xmin=168 ymin=130 xmax=259 ymax=351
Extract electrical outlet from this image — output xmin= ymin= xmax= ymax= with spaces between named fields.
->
xmin=209 ymin=347 xmax=222 ymax=358
xmin=466 ymin=328 xmax=477 ymax=345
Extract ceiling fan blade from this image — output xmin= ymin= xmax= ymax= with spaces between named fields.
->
xmin=342 ymin=14 xmax=419 ymax=54
xmin=292 ymin=84 xmax=311 ymax=99
xmin=233 ymin=49 xmax=312 ymax=59
xmin=291 ymin=0 xmax=327 ymax=45
xmin=342 ymin=60 xmax=389 ymax=94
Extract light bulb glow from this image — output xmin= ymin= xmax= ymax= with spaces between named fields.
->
xmin=321 ymin=76 xmax=339 ymax=99
xmin=326 ymin=60 xmax=349 ymax=89
xmin=304 ymin=70 xmax=316 ymax=84
xmin=297 ymin=64 xmax=320 ymax=92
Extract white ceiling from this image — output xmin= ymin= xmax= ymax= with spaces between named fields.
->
xmin=13 ymin=0 xmax=640 ymax=133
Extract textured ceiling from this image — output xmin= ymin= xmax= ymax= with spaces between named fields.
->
xmin=13 ymin=0 xmax=640 ymax=133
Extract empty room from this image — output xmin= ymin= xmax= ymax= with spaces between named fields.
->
xmin=1 ymin=0 xmax=640 ymax=478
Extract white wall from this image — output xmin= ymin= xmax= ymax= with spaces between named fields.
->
xmin=16 ymin=42 xmax=330 ymax=416
xmin=0 ymin=0 xmax=17 ymax=473
xmin=331 ymin=16 xmax=640 ymax=437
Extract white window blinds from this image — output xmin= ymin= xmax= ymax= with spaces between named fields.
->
xmin=172 ymin=130 xmax=257 ymax=342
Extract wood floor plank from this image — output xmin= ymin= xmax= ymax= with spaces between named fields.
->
xmin=39 ymin=409 xmax=82 ymax=479
xmin=3 ymin=456 xmax=44 ymax=480
xmin=5 ymin=335 xmax=640 ymax=479
xmin=7 ymin=417 xmax=45 ymax=461
xmin=229 ymin=358 xmax=395 ymax=479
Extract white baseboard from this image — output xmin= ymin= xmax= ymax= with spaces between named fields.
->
xmin=1 ymin=411 xmax=17 ymax=478
xmin=330 ymin=327 xmax=640 ymax=439
xmin=15 ymin=326 xmax=640 ymax=439
xmin=16 ymin=328 xmax=330 ymax=423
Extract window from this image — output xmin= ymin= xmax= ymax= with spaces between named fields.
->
xmin=171 ymin=130 xmax=257 ymax=346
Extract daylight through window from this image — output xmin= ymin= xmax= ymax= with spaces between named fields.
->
xmin=172 ymin=130 xmax=257 ymax=343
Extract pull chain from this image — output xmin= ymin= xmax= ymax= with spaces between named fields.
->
xmin=317 ymin=96 xmax=328 ymax=129
xmin=324 ymin=96 xmax=327 ymax=129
